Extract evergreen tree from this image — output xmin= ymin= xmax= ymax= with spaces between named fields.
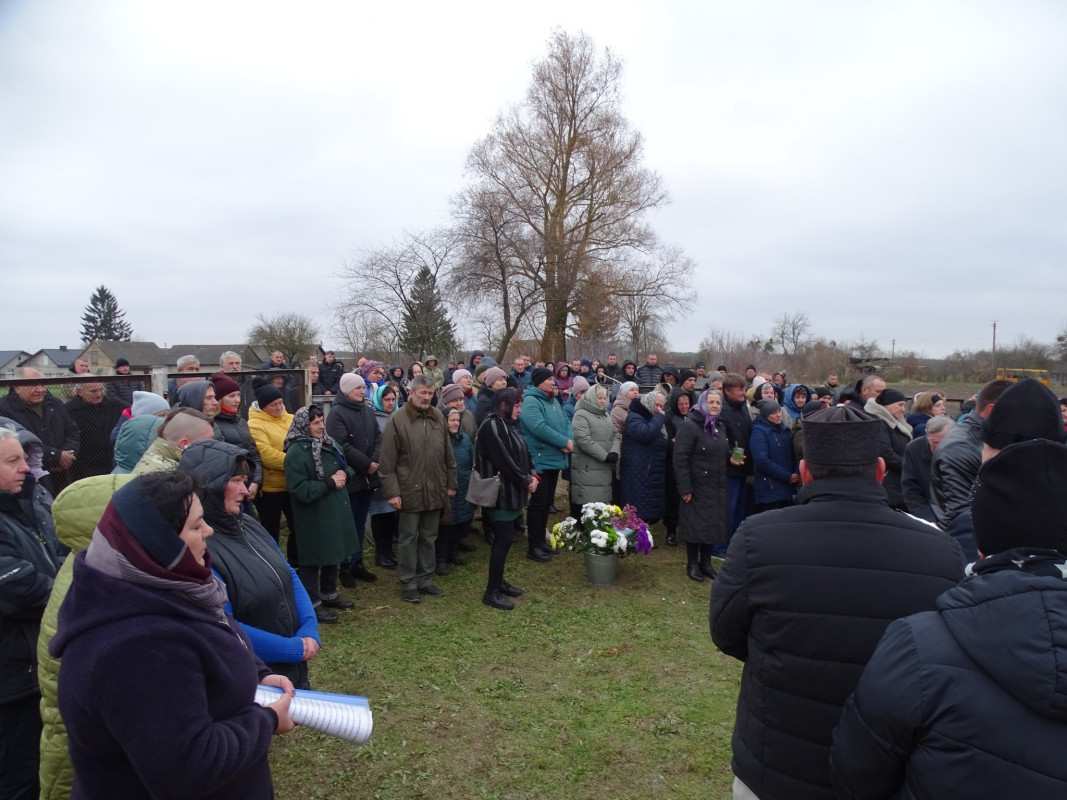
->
xmin=398 ymin=266 xmax=458 ymax=361
xmin=80 ymin=285 xmax=134 ymax=344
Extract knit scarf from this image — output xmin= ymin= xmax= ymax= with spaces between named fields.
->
xmin=965 ymin=547 xmax=1067 ymax=580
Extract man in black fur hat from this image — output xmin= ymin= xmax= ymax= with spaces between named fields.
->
xmin=710 ymin=405 xmax=964 ymax=800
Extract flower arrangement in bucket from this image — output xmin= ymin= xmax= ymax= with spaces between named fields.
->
xmin=549 ymin=503 xmax=654 ymax=557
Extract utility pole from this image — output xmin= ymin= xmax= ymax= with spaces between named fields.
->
xmin=991 ymin=321 xmax=997 ymax=379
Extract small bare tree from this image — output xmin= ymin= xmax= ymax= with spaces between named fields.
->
xmin=770 ymin=311 xmax=814 ymax=356
xmin=247 ymin=312 xmax=319 ymax=366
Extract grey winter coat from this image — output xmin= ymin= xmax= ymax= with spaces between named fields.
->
xmin=570 ymin=390 xmax=620 ymax=507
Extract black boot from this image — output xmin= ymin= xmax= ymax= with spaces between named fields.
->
xmin=699 ymin=562 xmax=717 ymax=580
xmin=338 ymin=562 xmax=356 ymax=588
xmin=482 ymin=589 xmax=515 ymax=611
xmin=687 ymin=562 xmax=705 ymax=582
xmin=351 ymin=562 xmax=378 ymax=582
xmin=435 ymin=560 xmax=450 ymax=576
xmin=375 ymin=551 xmax=397 ymax=569
xmin=666 ymin=530 xmax=678 ymax=547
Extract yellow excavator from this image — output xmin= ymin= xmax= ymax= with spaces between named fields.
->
xmin=995 ymin=368 xmax=1051 ymax=387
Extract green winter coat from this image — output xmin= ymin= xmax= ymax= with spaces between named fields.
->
xmin=379 ymin=399 xmax=457 ymax=514
xmin=519 ymin=385 xmax=573 ymax=472
xmin=570 ymin=390 xmax=620 ymax=506
xmin=284 ymin=440 xmax=358 ymax=566
xmin=38 ymin=473 xmax=134 ymax=800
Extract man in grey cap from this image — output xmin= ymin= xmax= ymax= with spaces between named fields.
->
xmin=710 ymin=405 xmax=964 ymax=800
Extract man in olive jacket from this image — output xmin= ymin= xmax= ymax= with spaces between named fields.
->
xmin=379 ymin=375 xmax=457 ymax=603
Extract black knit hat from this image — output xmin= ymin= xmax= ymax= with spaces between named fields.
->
xmin=876 ymin=388 xmax=907 ymax=406
xmin=254 ymin=381 xmax=283 ymax=407
xmin=802 ymin=405 xmax=880 ymax=466
xmin=115 ymin=357 xmax=130 ymax=369
xmin=679 ymin=369 xmax=696 ymax=384
xmin=972 ymin=439 xmax=1067 ymax=555
xmin=981 ymin=378 xmax=1066 ymax=451
xmin=530 ymin=367 xmax=554 ymax=388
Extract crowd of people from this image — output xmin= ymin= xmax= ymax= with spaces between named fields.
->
xmin=3 ymin=344 xmax=1067 ymax=797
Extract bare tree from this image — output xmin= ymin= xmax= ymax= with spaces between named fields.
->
xmin=247 ymin=312 xmax=319 ymax=366
xmin=456 ymin=29 xmax=692 ymax=363
xmin=334 ymin=229 xmax=459 ymax=364
xmin=617 ymin=293 xmax=667 ymax=361
xmin=770 ymin=311 xmax=814 ymax=355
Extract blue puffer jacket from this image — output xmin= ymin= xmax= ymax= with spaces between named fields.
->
xmin=750 ymin=415 xmax=797 ymax=505
xmin=448 ymin=430 xmax=475 ymax=524
xmin=620 ymin=398 xmax=668 ymax=522
xmin=519 ymin=386 xmax=573 ymax=472
xmin=832 ymin=552 xmax=1067 ymax=798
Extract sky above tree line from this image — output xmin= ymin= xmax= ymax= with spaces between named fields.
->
xmin=1 ymin=0 xmax=1064 ymax=359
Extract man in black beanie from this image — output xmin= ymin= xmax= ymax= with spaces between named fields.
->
xmin=833 ymin=438 xmax=1067 ymax=797
xmin=711 ymin=405 xmax=964 ymax=800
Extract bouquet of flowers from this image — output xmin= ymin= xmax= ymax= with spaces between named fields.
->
xmin=549 ymin=502 xmax=653 ymax=557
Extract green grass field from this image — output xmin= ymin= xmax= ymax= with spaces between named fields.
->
xmin=270 ymin=524 xmax=741 ymax=799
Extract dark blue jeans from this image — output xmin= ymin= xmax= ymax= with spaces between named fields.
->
xmin=345 ymin=489 xmax=373 ymax=564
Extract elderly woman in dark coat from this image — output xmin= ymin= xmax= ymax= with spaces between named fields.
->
xmin=620 ymin=389 xmax=668 ymax=524
xmin=283 ymin=405 xmax=358 ymax=619
xmin=864 ymin=388 xmax=913 ymax=510
xmin=673 ymin=389 xmax=731 ymax=582
xmin=436 ymin=408 xmax=474 ymax=575
xmin=663 ymin=386 xmax=695 ymax=547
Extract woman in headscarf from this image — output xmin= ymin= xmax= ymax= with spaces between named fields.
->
xmin=436 ymin=408 xmax=474 ymax=576
xmin=359 ymin=360 xmax=386 ymax=399
xmin=569 ymin=383 xmax=619 ymax=519
xmin=179 ymin=439 xmax=322 ymax=677
xmin=367 ymin=385 xmax=399 ymax=568
xmin=476 ymin=388 xmax=537 ymax=610
xmin=663 ymin=385 xmax=695 ymax=547
xmin=620 ymin=388 xmax=669 ymax=525
xmin=52 ymin=472 xmax=295 ymax=799
xmin=609 ymin=381 xmax=640 ymax=504
xmin=283 ymin=405 xmax=358 ymax=620
xmin=553 ymin=361 xmax=574 ymax=404
xmin=673 ymin=389 xmax=731 ymax=582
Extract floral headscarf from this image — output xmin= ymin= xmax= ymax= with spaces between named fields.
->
xmin=283 ymin=405 xmax=343 ymax=479
xmin=360 ymin=360 xmax=385 ymax=381
xmin=695 ymin=389 xmax=721 ymax=439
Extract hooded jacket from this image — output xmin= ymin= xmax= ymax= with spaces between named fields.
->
xmin=213 ymin=409 xmax=264 ymax=487
xmin=832 ymin=554 xmax=1067 ymax=798
xmin=782 ymin=384 xmax=813 ymax=424
xmin=112 ymin=415 xmax=164 ymax=474
xmin=38 ymin=473 xmax=133 ymax=800
xmin=179 ymin=440 xmax=318 ymax=685
xmin=519 ymin=385 xmax=573 ymax=472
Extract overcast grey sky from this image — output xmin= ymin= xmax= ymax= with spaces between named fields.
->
xmin=1 ymin=0 xmax=1064 ymax=359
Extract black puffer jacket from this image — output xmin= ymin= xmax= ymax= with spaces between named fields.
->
xmin=325 ymin=396 xmax=382 ymax=493
xmin=832 ymin=551 xmax=1067 ymax=799
xmin=475 ymin=415 xmax=533 ymax=511
xmin=710 ymin=477 xmax=965 ymax=800
xmin=178 ymin=439 xmax=315 ymax=688
xmin=213 ymin=410 xmax=264 ymax=486
xmin=318 ymin=359 xmax=344 ymax=395
xmin=0 ymin=473 xmax=60 ymax=703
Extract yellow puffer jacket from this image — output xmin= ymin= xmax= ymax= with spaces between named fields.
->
xmin=247 ymin=404 xmax=294 ymax=493
xmin=38 ymin=474 xmax=134 ymax=800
